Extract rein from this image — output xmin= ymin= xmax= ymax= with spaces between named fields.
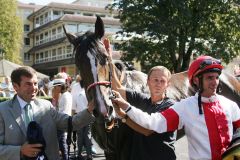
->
xmin=87 ymin=81 xmax=111 ymax=92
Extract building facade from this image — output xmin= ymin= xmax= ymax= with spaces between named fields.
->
xmin=18 ymin=0 xmax=121 ymax=78
xmin=17 ymin=2 xmax=42 ymax=66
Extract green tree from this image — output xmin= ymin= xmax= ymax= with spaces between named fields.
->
xmin=110 ymin=0 xmax=240 ymax=72
xmin=0 ymin=0 xmax=22 ymax=63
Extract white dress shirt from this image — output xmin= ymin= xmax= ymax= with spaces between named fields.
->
xmin=72 ymin=87 xmax=88 ymax=113
xmin=58 ymin=91 xmax=72 ymax=116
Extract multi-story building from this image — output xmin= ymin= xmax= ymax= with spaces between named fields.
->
xmin=18 ymin=0 xmax=121 ymax=77
xmin=17 ymin=1 xmax=42 ymax=66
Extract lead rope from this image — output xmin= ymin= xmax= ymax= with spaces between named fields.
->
xmin=72 ymin=130 xmax=77 ymax=159
xmin=108 ymin=59 xmax=116 ymax=99
xmin=67 ymin=116 xmax=72 ymax=160
xmin=198 ymin=76 xmax=203 ymax=115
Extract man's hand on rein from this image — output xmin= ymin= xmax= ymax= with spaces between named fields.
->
xmin=111 ymin=90 xmax=130 ymax=111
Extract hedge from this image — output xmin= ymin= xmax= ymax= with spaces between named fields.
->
xmin=0 ymin=96 xmax=52 ymax=103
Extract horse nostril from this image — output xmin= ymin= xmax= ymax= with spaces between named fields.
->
xmin=104 ymin=116 xmax=111 ymax=123
xmin=108 ymin=106 xmax=113 ymax=115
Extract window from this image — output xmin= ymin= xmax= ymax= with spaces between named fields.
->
xmin=67 ymin=24 xmax=77 ymax=33
xmin=96 ymin=14 xmax=106 ymax=18
xmin=24 ymin=38 xmax=30 ymax=46
xmin=45 ymin=32 xmax=49 ymax=42
xmin=52 ymin=28 xmax=56 ymax=40
xmin=52 ymin=28 xmax=56 ymax=35
xmin=66 ymin=45 xmax=72 ymax=53
xmin=44 ymin=12 xmax=49 ymax=23
xmin=24 ymin=53 xmax=30 ymax=61
xmin=52 ymin=49 xmax=56 ymax=61
xmin=113 ymin=15 xmax=120 ymax=19
xmin=40 ymin=52 xmax=43 ymax=58
xmin=40 ymin=15 xmax=43 ymax=25
xmin=83 ymin=13 xmax=93 ymax=16
xmin=58 ymin=47 xmax=62 ymax=55
xmin=66 ymin=45 xmax=72 ymax=57
xmin=40 ymin=34 xmax=44 ymax=44
xmin=57 ymin=27 xmax=62 ymax=33
xmin=36 ymin=17 xmax=39 ymax=24
xmin=36 ymin=53 xmax=39 ymax=61
xmin=53 ymin=10 xmax=61 ymax=16
xmin=35 ymin=17 xmax=40 ymax=27
xmin=64 ymin=11 xmax=74 ymax=15
xmin=44 ymin=12 xmax=48 ymax=18
xmin=35 ymin=35 xmax=39 ymax=45
xmin=44 ymin=51 xmax=48 ymax=58
xmin=44 ymin=51 xmax=48 ymax=62
xmin=24 ymin=25 xmax=30 ymax=32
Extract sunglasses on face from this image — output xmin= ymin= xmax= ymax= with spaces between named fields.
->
xmin=199 ymin=59 xmax=221 ymax=70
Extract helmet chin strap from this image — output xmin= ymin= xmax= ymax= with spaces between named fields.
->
xmin=198 ymin=75 xmax=203 ymax=115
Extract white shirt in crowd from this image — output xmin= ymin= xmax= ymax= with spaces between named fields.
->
xmin=71 ymin=83 xmax=88 ymax=113
xmin=58 ymin=91 xmax=72 ymax=116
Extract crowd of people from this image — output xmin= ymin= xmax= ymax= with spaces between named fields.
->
xmin=0 ymin=41 xmax=240 ymax=160
xmin=45 ymin=72 xmax=97 ymax=160
xmin=0 ymin=69 xmax=97 ymax=160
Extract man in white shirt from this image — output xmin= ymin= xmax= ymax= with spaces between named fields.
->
xmin=52 ymin=78 xmax=72 ymax=160
xmin=72 ymin=79 xmax=93 ymax=160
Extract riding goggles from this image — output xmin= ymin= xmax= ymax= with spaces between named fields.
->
xmin=199 ymin=59 xmax=222 ymax=70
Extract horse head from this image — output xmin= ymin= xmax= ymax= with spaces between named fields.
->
xmin=63 ymin=16 xmax=116 ymax=130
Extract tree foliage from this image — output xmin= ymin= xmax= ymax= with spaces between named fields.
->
xmin=110 ymin=0 xmax=240 ymax=72
xmin=0 ymin=0 xmax=22 ymax=63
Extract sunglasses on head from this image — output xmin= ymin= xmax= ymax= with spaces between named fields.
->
xmin=199 ymin=59 xmax=221 ymax=70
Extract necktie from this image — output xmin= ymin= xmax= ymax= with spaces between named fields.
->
xmin=24 ymin=104 xmax=33 ymax=127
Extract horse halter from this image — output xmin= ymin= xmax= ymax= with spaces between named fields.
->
xmin=86 ymin=61 xmax=117 ymax=131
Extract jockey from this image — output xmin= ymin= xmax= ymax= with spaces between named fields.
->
xmin=111 ymin=55 xmax=240 ymax=160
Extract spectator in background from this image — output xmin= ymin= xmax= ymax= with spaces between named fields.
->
xmin=52 ymin=78 xmax=72 ymax=160
xmin=71 ymin=75 xmax=82 ymax=97
xmin=0 ymin=88 xmax=6 ymax=97
xmin=0 ymin=76 xmax=15 ymax=97
xmin=71 ymin=75 xmax=97 ymax=157
xmin=71 ymin=77 xmax=93 ymax=160
xmin=38 ymin=78 xmax=50 ymax=97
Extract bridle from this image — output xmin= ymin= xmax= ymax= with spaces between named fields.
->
xmin=86 ymin=59 xmax=117 ymax=131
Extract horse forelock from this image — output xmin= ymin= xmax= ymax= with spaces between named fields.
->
xmin=74 ymin=33 xmax=107 ymax=73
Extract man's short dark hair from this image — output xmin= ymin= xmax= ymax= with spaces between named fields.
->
xmin=11 ymin=66 xmax=37 ymax=85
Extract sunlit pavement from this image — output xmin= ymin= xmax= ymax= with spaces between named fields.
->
xmin=69 ymin=136 xmax=189 ymax=160
xmin=69 ymin=138 xmax=105 ymax=160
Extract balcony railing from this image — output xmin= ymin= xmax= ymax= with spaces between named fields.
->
xmin=35 ymin=52 xmax=73 ymax=64
xmin=34 ymin=33 xmax=64 ymax=46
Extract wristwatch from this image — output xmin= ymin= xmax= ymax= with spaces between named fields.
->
xmin=121 ymin=115 xmax=128 ymax=123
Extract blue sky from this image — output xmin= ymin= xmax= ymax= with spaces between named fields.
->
xmin=19 ymin=0 xmax=75 ymax=5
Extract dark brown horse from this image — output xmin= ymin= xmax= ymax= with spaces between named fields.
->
xmin=64 ymin=16 xmax=240 ymax=160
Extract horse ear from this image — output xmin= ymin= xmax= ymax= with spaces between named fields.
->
xmin=95 ymin=16 xmax=105 ymax=39
xmin=63 ymin=25 xmax=78 ymax=46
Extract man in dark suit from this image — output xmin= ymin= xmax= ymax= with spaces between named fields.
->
xmin=0 ymin=66 xmax=95 ymax=160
